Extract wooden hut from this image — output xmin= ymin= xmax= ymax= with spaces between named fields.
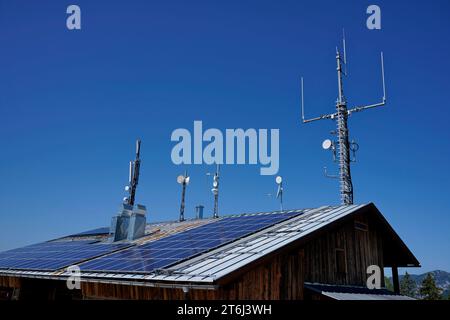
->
xmin=0 ymin=203 xmax=419 ymax=300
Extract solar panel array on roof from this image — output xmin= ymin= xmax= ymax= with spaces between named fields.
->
xmin=148 ymin=205 xmax=363 ymax=282
xmin=80 ymin=211 xmax=303 ymax=273
xmin=0 ymin=240 xmax=132 ymax=271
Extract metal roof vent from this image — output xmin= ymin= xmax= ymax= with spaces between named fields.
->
xmin=195 ymin=205 xmax=204 ymax=219
xmin=109 ymin=203 xmax=132 ymax=242
xmin=128 ymin=204 xmax=147 ymax=240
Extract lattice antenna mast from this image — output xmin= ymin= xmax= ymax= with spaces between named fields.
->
xmin=300 ymin=32 xmax=387 ymax=205
xmin=124 ymin=139 xmax=141 ymax=207
xmin=211 ymin=164 xmax=220 ymax=218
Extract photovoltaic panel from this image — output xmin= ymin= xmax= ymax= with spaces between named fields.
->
xmin=80 ymin=211 xmax=303 ymax=273
xmin=0 ymin=240 xmax=132 ymax=271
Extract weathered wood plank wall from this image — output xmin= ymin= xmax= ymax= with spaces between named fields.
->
xmin=81 ymin=249 xmax=305 ymax=300
xmin=304 ymin=215 xmax=384 ymax=286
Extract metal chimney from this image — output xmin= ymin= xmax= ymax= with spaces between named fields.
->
xmin=195 ymin=205 xmax=204 ymax=219
xmin=109 ymin=203 xmax=133 ymax=242
xmin=127 ymin=204 xmax=147 ymax=240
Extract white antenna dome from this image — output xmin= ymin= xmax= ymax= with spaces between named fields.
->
xmin=177 ymin=175 xmax=184 ymax=184
xmin=322 ymin=139 xmax=333 ymax=150
xmin=275 ymin=176 xmax=283 ymax=184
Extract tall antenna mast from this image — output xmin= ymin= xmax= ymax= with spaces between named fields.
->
xmin=275 ymin=176 xmax=283 ymax=211
xmin=124 ymin=139 xmax=141 ymax=207
xmin=211 ymin=164 xmax=220 ymax=218
xmin=301 ymin=33 xmax=387 ymax=205
xmin=177 ymin=170 xmax=190 ymax=222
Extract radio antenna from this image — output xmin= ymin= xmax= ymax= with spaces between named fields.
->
xmin=211 ymin=164 xmax=220 ymax=218
xmin=177 ymin=170 xmax=190 ymax=222
xmin=275 ymin=176 xmax=283 ymax=211
xmin=342 ymin=28 xmax=347 ymax=75
xmin=123 ymin=139 xmax=141 ymax=207
xmin=300 ymin=32 xmax=387 ymax=205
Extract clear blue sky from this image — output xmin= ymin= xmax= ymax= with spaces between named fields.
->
xmin=0 ymin=0 xmax=449 ymax=275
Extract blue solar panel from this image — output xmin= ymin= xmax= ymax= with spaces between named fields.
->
xmin=80 ymin=211 xmax=302 ymax=273
xmin=0 ymin=240 xmax=132 ymax=271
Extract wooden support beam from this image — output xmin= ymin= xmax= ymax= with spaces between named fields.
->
xmin=392 ymin=266 xmax=400 ymax=294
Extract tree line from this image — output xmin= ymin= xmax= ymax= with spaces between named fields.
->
xmin=384 ymin=272 xmax=448 ymax=300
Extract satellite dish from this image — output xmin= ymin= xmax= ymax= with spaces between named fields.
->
xmin=177 ymin=175 xmax=184 ymax=184
xmin=185 ymin=176 xmax=190 ymax=184
xmin=275 ymin=176 xmax=282 ymax=184
xmin=322 ymin=139 xmax=333 ymax=150
xmin=213 ymin=181 xmax=218 ymax=188
xmin=124 ymin=185 xmax=130 ymax=192
xmin=123 ymin=197 xmax=129 ymax=203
